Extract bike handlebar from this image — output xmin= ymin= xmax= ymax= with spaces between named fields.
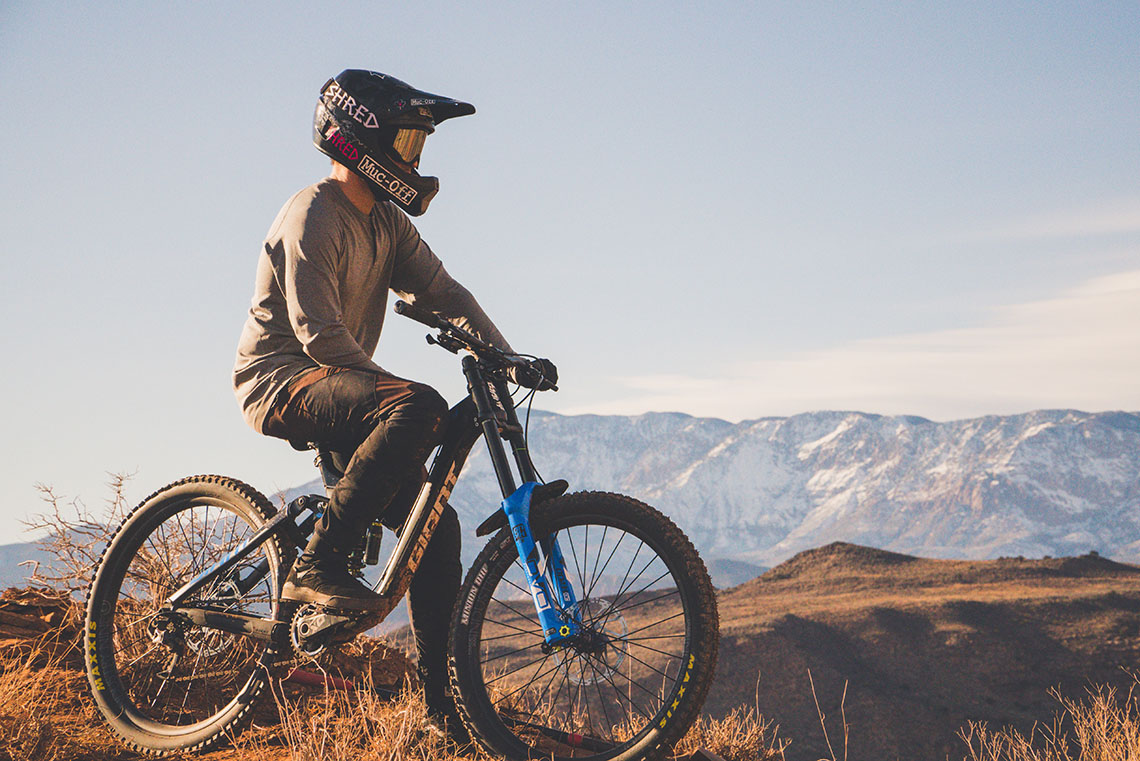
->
xmin=393 ymin=299 xmax=450 ymax=331
xmin=394 ymin=299 xmax=496 ymax=355
xmin=392 ymin=300 xmax=558 ymax=391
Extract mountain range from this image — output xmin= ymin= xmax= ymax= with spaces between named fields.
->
xmin=7 ymin=408 xmax=1137 ymax=592
xmin=279 ymin=407 xmax=1140 ymax=574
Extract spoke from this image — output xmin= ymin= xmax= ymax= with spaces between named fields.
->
xmin=492 ymin=654 xmax=558 ymax=706
xmin=119 ymin=641 xmax=162 ymax=671
xmin=605 ymin=587 xmax=679 ymax=618
xmin=159 ymin=517 xmax=181 ymax=583
xmin=583 ymin=524 xmax=592 ymax=594
xmin=481 ymin=641 xmax=546 ymax=665
xmin=565 ymin=524 xmax=588 ymax=599
xmin=145 ymin=533 xmax=178 ymax=590
xmin=480 ymin=628 xmax=543 ymax=644
xmin=485 ymin=650 xmax=552 ymax=687
xmin=512 ymin=558 xmax=530 ymax=588
xmin=198 ymin=506 xmax=225 ymax=597
xmin=621 ymin=647 xmax=674 ymax=682
xmin=619 ymin=610 xmax=687 ymax=641
xmin=124 ymin=567 xmax=170 ymax=592
xmin=594 ymin=571 xmax=674 ymax=624
xmin=589 ymin=653 xmax=618 ymax=740
xmin=586 ymin=525 xmax=608 ymax=597
xmin=587 ymin=530 xmax=626 ymax=601
xmin=114 ymin=608 xmax=162 ymax=636
xmin=535 ymin=652 xmax=565 ymax=710
xmin=597 ymin=537 xmax=643 ymax=604
xmin=609 ymin=656 xmax=665 ymax=710
xmin=623 ymin=638 xmax=684 ymax=660
xmin=500 ymin=575 xmax=533 ymax=600
xmin=224 ymin=513 xmax=244 ymax=559
xmin=490 ymin=596 xmax=541 ymax=625
xmin=179 ymin=642 xmax=207 ymax=716
xmin=551 ymin=655 xmax=574 ymax=728
xmin=578 ymin=659 xmax=595 ymax=737
xmin=483 ymin=617 xmax=545 ymax=637
xmin=588 ymin=652 xmax=654 ymax=722
xmin=148 ymin=668 xmax=170 ymax=707
xmin=615 ymin=632 xmax=687 ymax=642
xmin=173 ymin=508 xmax=198 ymax=578
xmin=594 ymin=551 xmax=656 ymax=622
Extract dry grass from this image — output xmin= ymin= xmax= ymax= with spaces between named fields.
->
xmin=0 ymin=649 xmax=139 ymax=761
xmin=960 ymin=680 xmax=1140 ymax=760
xmin=673 ymin=707 xmax=789 ymax=760
xmin=0 ymin=625 xmax=787 ymax=761
xmin=257 ymin=674 xmax=483 ymax=761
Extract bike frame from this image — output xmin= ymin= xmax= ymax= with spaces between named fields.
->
xmin=164 ymin=353 xmax=579 ymax=646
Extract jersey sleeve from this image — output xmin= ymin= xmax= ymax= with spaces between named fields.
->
xmin=388 ymin=213 xmax=515 ymax=353
xmin=273 ymin=203 xmax=385 ymax=372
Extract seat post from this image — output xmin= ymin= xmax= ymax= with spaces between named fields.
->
xmin=309 ymin=445 xmax=344 ymax=496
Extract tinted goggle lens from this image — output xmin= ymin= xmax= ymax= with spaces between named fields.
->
xmin=392 ymin=128 xmax=427 ymax=164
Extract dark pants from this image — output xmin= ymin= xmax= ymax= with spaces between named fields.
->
xmin=264 ymin=366 xmax=460 ymax=710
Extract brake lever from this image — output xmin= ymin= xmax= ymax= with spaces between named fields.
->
xmin=426 ymin=333 xmax=464 ymax=354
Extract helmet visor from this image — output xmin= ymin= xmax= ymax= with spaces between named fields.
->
xmin=391 ymin=128 xmax=428 ymax=166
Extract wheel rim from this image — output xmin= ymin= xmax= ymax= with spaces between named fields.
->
xmin=100 ymin=496 xmax=277 ymax=729
xmin=473 ymin=514 xmax=693 ymax=758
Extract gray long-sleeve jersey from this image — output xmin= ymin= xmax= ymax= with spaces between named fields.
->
xmin=233 ymin=178 xmax=511 ymax=432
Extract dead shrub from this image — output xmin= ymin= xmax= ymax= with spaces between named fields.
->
xmin=961 ymin=681 xmax=1140 ymax=760
xmin=23 ymin=474 xmax=134 ymax=597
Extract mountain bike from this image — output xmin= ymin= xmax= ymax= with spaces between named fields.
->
xmin=84 ymin=300 xmax=719 ymax=760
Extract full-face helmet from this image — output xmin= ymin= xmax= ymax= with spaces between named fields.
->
xmin=313 ymin=69 xmax=475 ymax=216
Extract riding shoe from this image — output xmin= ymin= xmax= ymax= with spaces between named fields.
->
xmin=281 ymin=546 xmax=385 ymax=612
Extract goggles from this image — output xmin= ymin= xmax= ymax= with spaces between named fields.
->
xmin=391 ymin=128 xmax=428 ymax=166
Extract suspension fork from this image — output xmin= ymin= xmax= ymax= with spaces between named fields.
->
xmin=464 ymin=356 xmax=580 ymax=645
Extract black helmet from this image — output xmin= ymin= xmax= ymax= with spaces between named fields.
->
xmin=313 ymin=69 xmax=475 ymax=216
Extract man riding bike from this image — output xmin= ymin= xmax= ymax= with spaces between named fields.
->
xmin=232 ymin=69 xmax=555 ymax=738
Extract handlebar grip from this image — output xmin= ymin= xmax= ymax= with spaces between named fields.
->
xmin=394 ymin=300 xmax=447 ymax=330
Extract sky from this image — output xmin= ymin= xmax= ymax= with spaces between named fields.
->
xmin=1 ymin=2 xmax=1138 ymax=542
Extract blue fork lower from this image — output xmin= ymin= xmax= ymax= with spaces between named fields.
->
xmin=501 ymin=482 xmax=580 ymax=646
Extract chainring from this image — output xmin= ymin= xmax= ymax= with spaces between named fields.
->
xmin=288 ymin=602 xmax=359 ymax=661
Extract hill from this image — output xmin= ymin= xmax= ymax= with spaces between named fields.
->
xmin=0 ymin=542 xmax=51 ymax=589
xmin=707 ymin=542 xmax=1140 ymax=760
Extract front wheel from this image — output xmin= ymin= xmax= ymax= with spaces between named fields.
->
xmin=449 ymin=492 xmax=719 ymax=761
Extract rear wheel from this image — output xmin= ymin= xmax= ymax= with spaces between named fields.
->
xmin=84 ymin=475 xmax=287 ymax=754
xmin=449 ymin=492 xmax=718 ymax=761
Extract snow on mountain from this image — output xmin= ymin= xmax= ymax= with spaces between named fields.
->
xmin=279 ymin=409 xmax=1140 ymax=573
